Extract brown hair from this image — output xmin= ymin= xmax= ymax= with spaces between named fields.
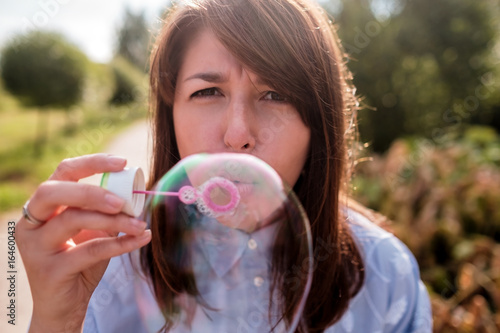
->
xmin=142 ymin=0 xmax=365 ymax=331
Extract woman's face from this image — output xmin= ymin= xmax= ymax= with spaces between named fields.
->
xmin=173 ymin=29 xmax=310 ymax=188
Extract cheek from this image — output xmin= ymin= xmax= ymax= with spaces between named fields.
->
xmin=173 ymin=105 xmax=220 ymax=158
xmin=173 ymin=105 xmax=193 ymax=158
xmin=270 ymin=123 xmax=310 ymax=187
xmin=288 ymin=129 xmax=310 ymax=184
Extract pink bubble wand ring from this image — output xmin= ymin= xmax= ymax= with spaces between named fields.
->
xmin=134 ymin=176 xmax=241 ymax=217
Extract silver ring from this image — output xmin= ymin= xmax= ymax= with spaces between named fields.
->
xmin=22 ymin=200 xmax=45 ymax=225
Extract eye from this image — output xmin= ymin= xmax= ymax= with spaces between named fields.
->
xmin=190 ymin=88 xmax=222 ymax=98
xmin=262 ymin=91 xmax=288 ymax=102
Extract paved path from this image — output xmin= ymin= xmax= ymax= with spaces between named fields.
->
xmin=0 ymin=120 xmax=151 ymax=333
xmin=79 ymin=120 xmax=152 ymax=187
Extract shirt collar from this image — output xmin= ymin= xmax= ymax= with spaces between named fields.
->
xmin=189 ymin=207 xmax=280 ymax=278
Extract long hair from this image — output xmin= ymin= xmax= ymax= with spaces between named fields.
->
xmin=142 ymin=0 xmax=365 ymax=331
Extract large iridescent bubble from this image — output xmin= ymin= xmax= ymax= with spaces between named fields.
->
xmin=143 ymin=153 xmax=313 ymax=332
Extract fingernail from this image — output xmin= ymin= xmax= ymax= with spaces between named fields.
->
xmin=108 ymin=155 xmax=127 ymax=166
xmin=130 ymin=218 xmax=147 ymax=230
xmin=105 ymin=194 xmax=124 ymax=210
xmin=138 ymin=229 xmax=151 ymax=240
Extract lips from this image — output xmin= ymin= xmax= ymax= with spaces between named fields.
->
xmin=232 ymin=180 xmax=255 ymax=197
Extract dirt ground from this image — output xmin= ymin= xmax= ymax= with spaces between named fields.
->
xmin=0 ymin=120 xmax=150 ymax=333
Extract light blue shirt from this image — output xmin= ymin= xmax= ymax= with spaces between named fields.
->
xmin=83 ymin=209 xmax=432 ymax=332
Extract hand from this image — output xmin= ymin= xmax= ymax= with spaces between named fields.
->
xmin=16 ymin=154 xmax=152 ymax=333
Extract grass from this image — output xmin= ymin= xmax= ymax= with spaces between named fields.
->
xmin=0 ymin=80 xmax=147 ymax=212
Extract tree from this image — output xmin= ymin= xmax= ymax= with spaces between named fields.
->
xmin=335 ymin=0 xmax=406 ymax=151
xmin=333 ymin=0 xmax=500 ymax=152
xmin=108 ymin=56 xmax=146 ymax=105
xmin=115 ymin=7 xmax=151 ymax=71
xmin=1 ymin=31 xmax=87 ymax=156
xmin=394 ymin=0 xmax=498 ymax=139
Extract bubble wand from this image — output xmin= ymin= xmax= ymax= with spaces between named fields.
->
xmin=134 ymin=176 xmax=240 ymax=217
xmin=101 ymin=168 xmax=240 ymax=217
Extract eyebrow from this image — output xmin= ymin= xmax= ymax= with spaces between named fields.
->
xmin=184 ymin=72 xmax=227 ymax=83
xmin=183 ymin=71 xmax=272 ymax=90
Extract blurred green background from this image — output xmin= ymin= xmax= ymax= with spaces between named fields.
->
xmin=331 ymin=1 xmax=500 ymax=331
xmin=1 ymin=0 xmax=500 ymax=331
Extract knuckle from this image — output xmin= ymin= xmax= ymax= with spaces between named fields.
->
xmin=87 ymin=239 xmax=107 ymax=259
xmin=116 ymin=235 xmax=134 ymax=251
xmin=34 ymin=180 xmax=58 ymax=202
xmin=14 ymin=224 xmax=27 ymax=247
xmin=93 ymin=153 xmax=108 ymax=160
xmin=54 ymin=158 xmax=75 ymax=178
xmin=61 ymin=208 xmax=80 ymax=225
xmin=60 ymin=157 xmax=74 ymax=166
xmin=116 ymin=214 xmax=131 ymax=228
xmin=14 ymin=222 xmax=22 ymax=236
xmin=80 ymin=183 xmax=98 ymax=200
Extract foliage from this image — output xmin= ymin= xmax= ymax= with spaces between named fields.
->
xmin=334 ymin=0 xmax=500 ymax=152
xmin=1 ymin=31 xmax=88 ymax=108
xmin=115 ymin=7 xmax=151 ymax=71
xmin=109 ymin=56 xmax=148 ymax=105
xmin=1 ymin=31 xmax=89 ymax=156
xmin=0 ymin=58 xmax=147 ymax=212
xmin=83 ymin=62 xmax=115 ymax=107
xmin=0 ymin=104 xmax=147 ymax=212
xmin=351 ymin=125 xmax=500 ymax=331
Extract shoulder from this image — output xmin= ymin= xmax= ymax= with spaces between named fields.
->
xmin=331 ymin=208 xmax=433 ymax=333
xmin=347 ymin=209 xmax=420 ymax=289
xmin=347 ymin=208 xmax=413 ymax=280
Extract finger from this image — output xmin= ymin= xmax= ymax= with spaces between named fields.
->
xmin=41 ymin=209 xmax=147 ymax=249
xmin=49 ymin=154 xmax=127 ymax=182
xmin=59 ymin=231 xmax=152 ymax=275
xmin=27 ymin=181 xmax=126 ymax=224
xmin=16 ymin=201 xmax=61 ymax=231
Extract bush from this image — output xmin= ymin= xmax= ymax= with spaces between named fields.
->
xmin=1 ymin=31 xmax=87 ymax=108
xmin=1 ymin=31 xmax=88 ymax=156
xmin=352 ymin=126 xmax=500 ymax=331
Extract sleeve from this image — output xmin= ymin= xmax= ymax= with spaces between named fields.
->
xmin=371 ymin=236 xmax=433 ymax=333
xmin=82 ymin=254 xmax=148 ymax=333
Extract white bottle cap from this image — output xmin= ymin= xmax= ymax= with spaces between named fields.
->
xmin=100 ymin=167 xmax=145 ymax=217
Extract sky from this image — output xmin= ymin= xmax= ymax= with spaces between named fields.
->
xmin=0 ymin=0 xmax=395 ymax=64
xmin=0 ymin=0 xmax=171 ymax=63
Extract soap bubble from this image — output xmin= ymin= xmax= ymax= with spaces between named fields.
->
xmin=143 ymin=153 xmax=313 ymax=332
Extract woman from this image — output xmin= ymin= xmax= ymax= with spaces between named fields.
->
xmin=17 ymin=0 xmax=432 ymax=332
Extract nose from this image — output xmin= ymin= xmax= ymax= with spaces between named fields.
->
xmin=223 ymin=101 xmax=256 ymax=152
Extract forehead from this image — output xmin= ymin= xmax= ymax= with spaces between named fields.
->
xmin=177 ymin=28 xmax=243 ymax=79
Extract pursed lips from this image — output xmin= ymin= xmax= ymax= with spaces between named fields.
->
xmin=231 ymin=179 xmax=256 ymax=196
